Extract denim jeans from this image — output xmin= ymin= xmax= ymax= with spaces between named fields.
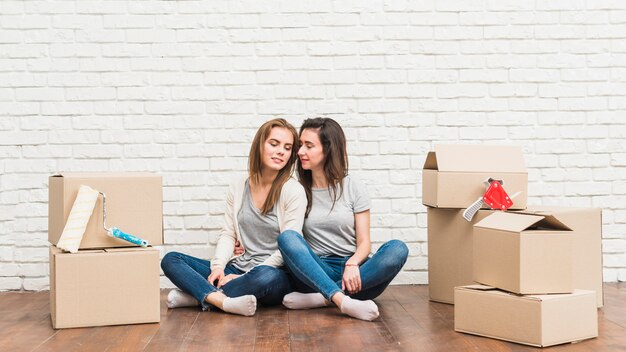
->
xmin=161 ymin=251 xmax=292 ymax=311
xmin=277 ymin=230 xmax=409 ymax=301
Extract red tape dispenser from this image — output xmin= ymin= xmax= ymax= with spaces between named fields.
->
xmin=462 ymin=178 xmax=514 ymax=222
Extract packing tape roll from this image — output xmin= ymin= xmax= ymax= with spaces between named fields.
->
xmin=56 ymin=185 xmax=99 ymax=253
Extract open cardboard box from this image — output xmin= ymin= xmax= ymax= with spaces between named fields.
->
xmin=512 ymin=206 xmax=604 ymax=307
xmin=49 ymin=245 xmax=161 ymax=329
xmin=422 ymin=144 xmax=527 ymax=209
xmin=49 ymin=172 xmax=163 ymax=249
xmin=455 ymin=285 xmax=597 ymax=347
xmin=473 ymin=211 xmax=573 ymax=295
xmin=428 ymin=206 xmax=605 ymax=307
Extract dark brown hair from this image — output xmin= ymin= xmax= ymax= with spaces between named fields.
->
xmin=297 ymin=117 xmax=348 ymax=216
xmin=248 ymin=118 xmax=298 ymax=214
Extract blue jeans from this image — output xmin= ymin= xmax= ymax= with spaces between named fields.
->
xmin=161 ymin=251 xmax=292 ymax=311
xmin=277 ymin=230 xmax=409 ymax=301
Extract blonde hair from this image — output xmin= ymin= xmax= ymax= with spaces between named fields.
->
xmin=248 ymin=118 xmax=299 ymax=214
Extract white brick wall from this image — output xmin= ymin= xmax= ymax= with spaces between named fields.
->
xmin=1 ymin=1 xmax=625 ymax=291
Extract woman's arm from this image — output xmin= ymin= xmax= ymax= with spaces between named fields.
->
xmin=346 ymin=210 xmax=371 ymax=266
xmin=260 ymin=181 xmax=307 ymax=267
xmin=211 ymin=181 xmax=238 ymax=270
xmin=343 ymin=210 xmax=371 ymax=294
xmin=278 ymin=180 xmax=307 ymax=233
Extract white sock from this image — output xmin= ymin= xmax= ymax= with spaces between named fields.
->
xmin=283 ymin=292 xmax=329 ymax=310
xmin=222 ymin=295 xmax=257 ymax=316
xmin=167 ymin=289 xmax=199 ymax=309
xmin=340 ymin=296 xmax=379 ymax=321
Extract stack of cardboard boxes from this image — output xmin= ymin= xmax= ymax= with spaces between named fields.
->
xmin=48 ymin=173 xmax=163 ymax=329
xmin=423 ymin=145 xmax=601 ymax=347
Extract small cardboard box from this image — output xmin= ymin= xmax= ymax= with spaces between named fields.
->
xmin=512 ymin=206 xmax=604 ymax=307
xmin=473 ymin=212 xmax=573 ymax=295
xmin=49 ymin=172 xmax=163 ymax=249
xmin=455 ymin=285 xmax=598 ymax=348
xmin=49 ymin=245 xmax=161 ymax=329
xmin=427 ymin=207 xmax=496 ymax=304
xmin=422 ymin=144 xmax=528 ymax=209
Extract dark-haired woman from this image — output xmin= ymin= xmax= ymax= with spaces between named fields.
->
xmin=161 ymin=118 xmax=306 ymax=316
xmin=277 ymin=117 xmax=408 ymax=321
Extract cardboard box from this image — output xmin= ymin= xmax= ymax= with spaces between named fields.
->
xmin=49 ymin=245 xmax=160 ymax=329
xmin=512 ymin=206 xmax=604 ymax=307
xmin=473 ymin=211 xmax=573 ymax=294
xmin=427 ymin=208 xmax=496 ymax=304
xmin=422 ymin=144 xmax=528 ymax=209
xmin=455 ymin=285 xmax=598 ymax=347
xmin=49 ymin=172 xmax=163 ymax=249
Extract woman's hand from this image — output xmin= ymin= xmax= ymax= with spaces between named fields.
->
xmin=207 ymin=267 xmax=225 ymax=287
xmin=233 ymin=240 xmax=244 ymax=256
xmin=342 ymin=265 xmax=362 ymax=295
xmin=218 ymin=274 xmax=241 ymax=288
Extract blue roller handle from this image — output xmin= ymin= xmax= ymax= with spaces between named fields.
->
xmin=110 ymin=227 xmax=149 ymax=247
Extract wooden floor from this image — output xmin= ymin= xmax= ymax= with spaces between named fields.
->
xmin=1 ymin=283 xmax=625 ymax=352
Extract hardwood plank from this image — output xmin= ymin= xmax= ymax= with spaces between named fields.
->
xmin=35 ymin=325 xmax=132 ymax=352
xmin=374 ymin=288 xmax=400 ymax=303
xmin=377 ymin=290 xmax=428 ymax=351
xmin=601 ymin=283 xmax=626 ymax=328
xmin=182 ymin=311 xmax=256 ymax=352
xmin=389 ymin=286 xmax=485 ymax=352
xmin=143 ymin=307 xmax=199 ymax=352
xmin=253 ymin=305 xmax=290 ymax=352
xmin=288 ymin=304 xmax=398 ymax=351
xmin=101 ymin=323 xmax=162 ymax=352
xmin=0 ymin=292 xmax=27 ymax=314
xmin=0 ymin=292 xmax=44 ymax=331
xmin=0 ymin=292 xmax=58 ymax=352
xmin=0 ymin=284 xmax=625 ymax=352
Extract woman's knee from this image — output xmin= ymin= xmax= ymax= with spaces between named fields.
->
xmin=380 ymin=240 xmax=409 ymax=268
xmin=160 ymin=251 xmax=182 ymax=271
xmin=388 ymin=240 xmax=409 ymax=260
xmin=277 ymin=230 xmax=304 ymax=250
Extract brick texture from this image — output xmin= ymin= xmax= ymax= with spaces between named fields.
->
xmin=1 ymin=1 xmax=625 ymax=290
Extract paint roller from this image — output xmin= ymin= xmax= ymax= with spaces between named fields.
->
xmin=99 ymin=189 xmax=150 ymax=248
xmin=56 ymin=185 xmax=149 ymax=253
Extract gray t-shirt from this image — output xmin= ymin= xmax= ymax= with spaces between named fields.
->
xmin=230 ymin=181 xmax=280 ymax=272
xmin=303 ymin=175 xmax=370 ymax=257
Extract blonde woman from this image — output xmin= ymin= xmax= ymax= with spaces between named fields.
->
xmin=161 ymin=118 xmax=306 ymax=316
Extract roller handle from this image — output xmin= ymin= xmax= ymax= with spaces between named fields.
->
xmin=110 ymin=227 xmax=149 ymax=247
